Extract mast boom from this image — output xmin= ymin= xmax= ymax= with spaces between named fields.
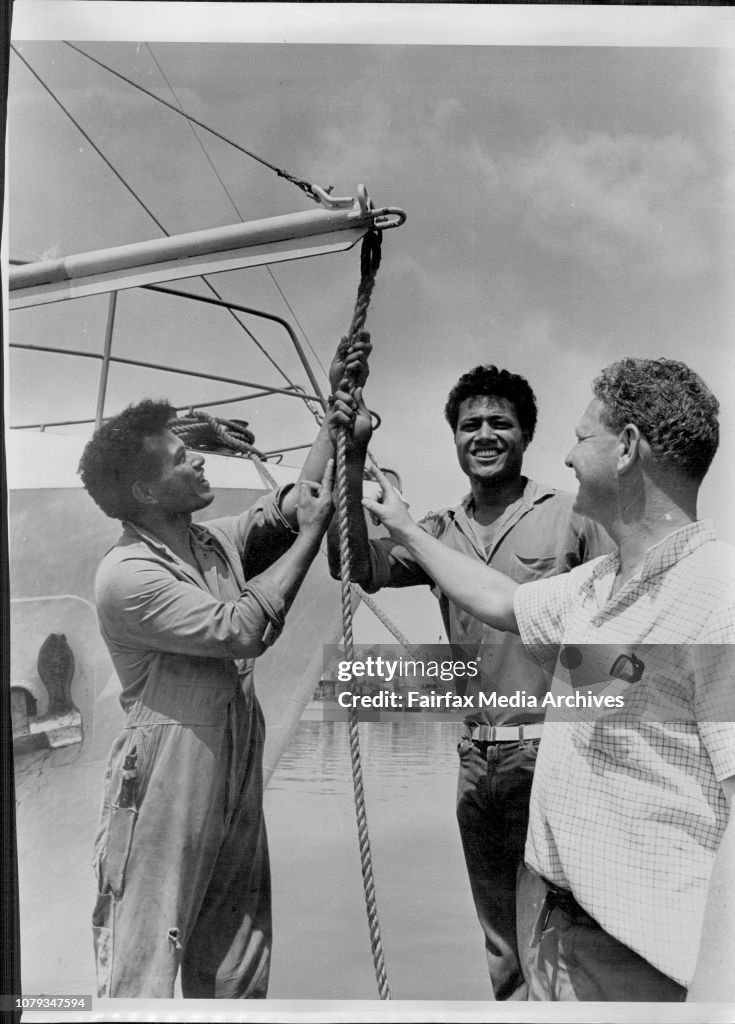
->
xmin=10 ymin=193 xmax=405 ymax=310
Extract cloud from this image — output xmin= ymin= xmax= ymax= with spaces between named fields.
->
xmin=464 ymin=136 xmax=501 ymax=191
xmin=509 ymin=131 xmax=715 ymax=280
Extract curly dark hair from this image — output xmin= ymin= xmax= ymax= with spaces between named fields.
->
xmin=78 ymin=399 xmax=177 ymax=520
xmin=444 ymin=365 xmax=538 ymax=441
xmin=593 ymin=358 xmax=719 ymax=481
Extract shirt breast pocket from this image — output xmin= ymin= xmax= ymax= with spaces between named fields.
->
xmin=510 ymin=553 xmax=559 ymax=582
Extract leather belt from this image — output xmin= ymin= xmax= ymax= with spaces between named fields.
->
xmin=468 ymin=723 xmax=543 ymax=742
xmin=543 ymin=881 xmax=582 ymax=915
xmin=531 ymin=880 xmax=589 ymax=946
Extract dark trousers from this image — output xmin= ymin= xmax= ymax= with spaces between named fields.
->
xmin=456 ymin=731 xmax=539 ymax=1000
xmin=516 ymin=868 xmax=687 ymax=1001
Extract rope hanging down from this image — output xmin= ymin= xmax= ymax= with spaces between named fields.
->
xmin=335 ymin=229 xmax=392 ymax=1001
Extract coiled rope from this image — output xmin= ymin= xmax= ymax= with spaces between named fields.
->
xmin=170 ymin=409 xmax=279 ymax=489
xmin=171 ymin=409 xmax=258 ymax=453
xmin=335 ymin=229 xmax=391 ymax=1000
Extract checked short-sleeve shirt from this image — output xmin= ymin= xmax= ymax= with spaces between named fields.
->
xmin=513 ymin=520 xmax=735 ymax=986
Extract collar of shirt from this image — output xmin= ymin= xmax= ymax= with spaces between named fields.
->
xmin=460 ymin=476 xmax=555 ymax=512
xmin=580 ymin=518 xmax=717 ymax=608
xmin=449 ymin=478 xmax=557 ymax=559
xmin=121 ymin=519 xmax=222 ymax=563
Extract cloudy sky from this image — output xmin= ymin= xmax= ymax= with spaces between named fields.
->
xmin=7 ymin=5 xmax=735 ymax=562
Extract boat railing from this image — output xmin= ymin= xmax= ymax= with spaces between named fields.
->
xmin=9 ymin=288 xmax=327 ymax=460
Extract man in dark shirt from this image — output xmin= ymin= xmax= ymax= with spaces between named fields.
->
xmin=328 ymin=364 xmax=609 ymax=999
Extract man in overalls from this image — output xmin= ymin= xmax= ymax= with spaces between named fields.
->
xmin=80 ymin=337 xmax=368 ymax=999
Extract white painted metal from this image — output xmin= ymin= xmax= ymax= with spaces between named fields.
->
xmin=9 ymin=205 xmax=373 ymax=309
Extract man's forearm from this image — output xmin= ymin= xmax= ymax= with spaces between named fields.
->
xmin=281 ymin=419 xmax=333 ymax=527
xmin=298 ymin=418 xmax=333 ymax=486
xmin=396 ymin=522 xmax=519 ymax=632
xmin=263 ymin=529 xmax=325 ymax=614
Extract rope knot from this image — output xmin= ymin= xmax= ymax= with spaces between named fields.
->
xmin=360 ymin=229 xmax=382 ymax=280
xmin=170 ymin=410 xmax=264 ymax=458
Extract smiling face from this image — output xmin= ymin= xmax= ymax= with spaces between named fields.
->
xmin=454 ymin=395 xmax=527 ymax=487
xmin=565 ymin=399 xmax=621 ymax=523
xmin=138 ymin=430 xmax=214 ymax=516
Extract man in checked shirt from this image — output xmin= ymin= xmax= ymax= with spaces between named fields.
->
xmin=362 ymin=357 xmax=735 ymax=1002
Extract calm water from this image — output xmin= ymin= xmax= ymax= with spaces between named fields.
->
xmin=264 ymin=719 xmax=490 ymax=1001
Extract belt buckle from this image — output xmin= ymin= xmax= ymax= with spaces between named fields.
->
xmin=493 ymin=724 xmax=525 ymax=743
